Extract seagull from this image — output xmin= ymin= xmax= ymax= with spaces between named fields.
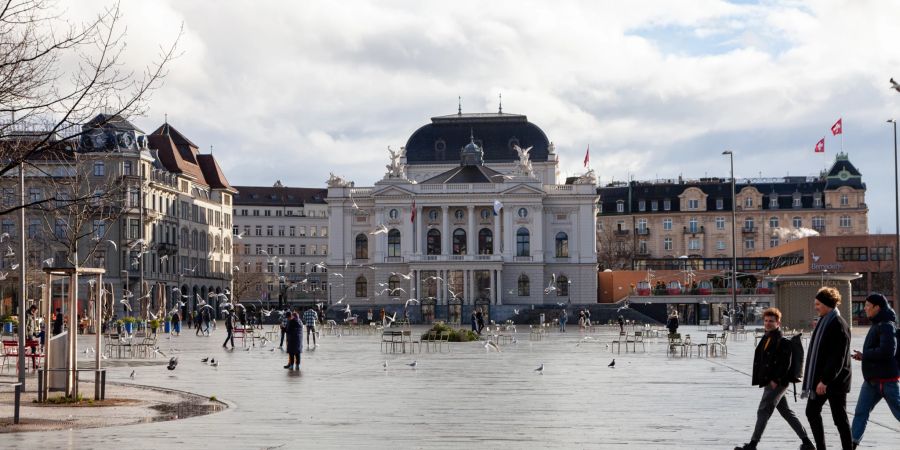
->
xmin=391 ymin=271 xmax=413 ymax=280
xmin=404 ymin=298 xmax=419 ymax=307
xmin=201 ymin=357 xmax=209 ymax=363
xmin=106 ymin=240 xmax=117 ymax=250
xmin=369 ymin=224 xmax=389 ymax=235
xmin=891 ymin=77 xmax=900 ymax=93
xmin=608 ymin=359 xmax=616 ymax=368
xmin=333 ymin=273 xmax=344 ymax=278
xmin=129 ymin=370 xmax=135 ymax=379
xmin=0 ymin=272 xmax=6 ymax=281
xmin=42 ymin=257 xmax=54 ymax=266
xmin=0 ymin=232 xmax=8 ymax=242
xmin=234 ymin=231 xmax=245 ymax=239
xmin=513 ymin=309 xmax=520 ymax=315
xmin=210 ymin=360 xmax=218 ymax=367
xmin=383 ymin=361 xmax=388 ymax=370
xmin=5 ymin=246 xmax=13 ymax=257
xmin=534 ymin=363 xmax=544 ymax=374
xmin=407 ymin=361 xmax=417 ymax=369
xmin=120 ymin=299 xmax=132 ymax=311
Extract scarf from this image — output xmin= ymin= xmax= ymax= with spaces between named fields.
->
xmin=802 ymin=308 xmax=839 ymax=398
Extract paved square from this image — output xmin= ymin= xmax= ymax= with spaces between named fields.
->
xmin=2 ymin=325 xmax=897 ymax=449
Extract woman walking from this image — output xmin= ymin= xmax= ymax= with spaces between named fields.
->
xmin=284 ymin=311 xmax=303 ymax=370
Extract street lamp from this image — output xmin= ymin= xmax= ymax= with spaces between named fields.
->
xmin=722 ymin=150 xmax=738 ymax=331
xmin=889 ymin=119 xmax=900 ymax=309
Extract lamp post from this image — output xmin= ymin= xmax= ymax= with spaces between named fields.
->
xmin=722 ymin=150 xmax=738 ymax=331
xmin=889 ymin=119 xmax=900 ymax=309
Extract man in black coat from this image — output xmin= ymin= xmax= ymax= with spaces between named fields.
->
xmin=52 ymin=308 xmax=63 ymax=335
xmin=850 ymin=293 xmax=900 ymax=447
xmin=735 ymin=307 xmax=814 ymax=450
xmin=803 ymin=287 xmax=852 ymax=450
xmin=222 ymin=309 xmax=235 ymax=349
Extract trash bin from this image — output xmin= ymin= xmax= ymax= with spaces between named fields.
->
xmin=49 ymin=331 xmax=68 ymax=391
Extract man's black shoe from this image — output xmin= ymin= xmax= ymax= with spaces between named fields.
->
xmin=734 ymin=442 xmax=757 ymax=450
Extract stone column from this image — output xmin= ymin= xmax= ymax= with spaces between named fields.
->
xmin=441 ymin=206 xmax=449 ymax=256
xmin=493 ymin=209 xmax=501 ymax=255
xmin=490 ymin=269 xmax=495 ymax=304
xmin=467 ymin=205 xmax=475 ymax=255
xmin=496 ymin=270 xmax=502 ymax=305
xmin=374 ymin=208 xmax=385 ymax=262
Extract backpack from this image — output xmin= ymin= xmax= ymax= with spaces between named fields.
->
xmin=780 ymin=333 xmax=804 ymax=401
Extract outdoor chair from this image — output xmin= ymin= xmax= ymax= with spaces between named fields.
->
xmin=611 ymin=331 xmax=626 ymax=354
xmin=682 ymin=334 xmax=696 ymax=357
xmin=438 ymin=330 xmax=451 ymax=353
xmin=626 ymin=331 xmax=645 ymax=352
xmin=1 ymin=340 xmax=18 ymax=373
xmin=667 ymin=333 xmax=685 ymax=357
xmin=712 ymin=332 xmax=728 ymax=356
xmin=753 ymin=329 xmax=765 ymax=346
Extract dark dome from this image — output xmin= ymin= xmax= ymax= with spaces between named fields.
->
xmin=404 ymin=112 xmax=550 ymax=165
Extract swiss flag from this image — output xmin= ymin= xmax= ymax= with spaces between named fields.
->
xmin=814 ymin=138 xmax=825 ymax=153
xmin=583 ymin=145 xmax=590 ymax=168
xmin=831 ymin=118 xmax=842 ymax=136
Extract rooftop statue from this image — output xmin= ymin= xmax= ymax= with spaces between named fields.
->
xmin=384 ymin=145 xmax=406 ymax=179
xmin=513 ymin=144 xmax=534 ymax=177
xmin=326 ymin=172 xmax=353 ymax=188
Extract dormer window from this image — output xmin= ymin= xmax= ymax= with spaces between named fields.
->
xmin=840 ymin=194 xmax=848 ymax=206
xmin=744 ymin=197 xmax=753 ymax=208
xmin=663 ymin=199 xmax=671 ymax=211
xmin=688 ymin=199 xmax=699 ymax=210
xmin=638 ymin=200 xmax=646 ymax=212
xmin=769 ymin=196 xmax=778 ymax=208
xmin=793 ymin=196 xmax=802 ymax=207
xmin=651 ymin=200 xmax=658 ymax=211
xmin=716 ymin=198 xmax=723 ymax=210
xmin=616 ymin=200 xmax=624 ymax=213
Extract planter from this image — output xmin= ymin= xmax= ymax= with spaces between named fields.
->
xmin=2 ymin=322 xmax=13 ymax=334
xmin=124 ymin=322 xmax=133 ymax=334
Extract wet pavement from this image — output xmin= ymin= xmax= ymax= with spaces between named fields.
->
xmin=1 ymin=324 xmax=897 ymax=449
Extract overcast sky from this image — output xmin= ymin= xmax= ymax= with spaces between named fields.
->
xmin=73 ymin=0 xmax=900 ymax=232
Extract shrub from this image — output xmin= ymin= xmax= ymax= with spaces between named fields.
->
xmin=420 ymin=323 xmax=479 ymax=342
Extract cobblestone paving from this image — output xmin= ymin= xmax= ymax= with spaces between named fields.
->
xmin=2 ymin=325 xmax=897 ymax=449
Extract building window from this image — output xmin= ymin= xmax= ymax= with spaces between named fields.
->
xmin=638 ymin=200 xmax=646 ymax=212
xmin=93 ymin=161 xmax=105 ymax=176
xmin=556 ymin=275 xmax=569 ymax=296
xmin=744 ymin=238 xmax=755 ymax=250
xmin=478 ymin=228 xmax=493 ymax=254
xmin=839 ymin=215 xmax=851 ymax=228
xmin=717 ymin=240 xmax=726 ymax=250
xmin=289 ymin=226 xmax=295 ymax=237
xmin=480 ymin=209 xmax=490 ymax=219
xmin=814 ymin=196 xmax=822 ymax=207
xmin=616 ymin=201 xmax=624 ymax=213
xmin=387 ymin=229 xmax=401 ymax=257
xmin=266 ymin=226 xmax=273 ymax=236
xmin=517 ymin=207 xmax=528 ymax=218
xmin=651 ymin=200 xmax=658 ymax=211
xmin=792 ymin=217 xmax=802 ymax=228
xmin=744 ymin=197 xmax=753 ymax=208
xmin=812 ymin=216 xmax=825 ymax=230
xmin=638 ymin=240 xmax=647 ymax=254
xmin=743 ymin=217 xmax=754 ymax=231
xmin=793 ymin=196 xmax=802 ymax=207
xmin=871 ymin=247 xmax=893 ymax=261
xmin=769 ymin=196 xmax=778 ymax=208
xmin=688 ymin=218 xmax=698 ymax=233
xmin=716 ymin=198 xmax=724 ymax=210
xmin=355 ymin=234 xmax=368 ymax=259
xmin=637 ymin=218 xmax=647 ymax=232
xmin=555 ymin=232 xmax=568 ymax=258
xmin=688 ymin=238 xmax=700 ymax=250
xmin=769 ymin=216 xmax=779 ymax=228
xmin=664 ymin=237 xmax=673 ymax=251
xmin=840 ymin=194 xmax=848 ymax=206
xmin=255 ymin=226 xmax=262 ymax=236
xmin=426 ymin=229 xmax=441 ymax=255
xmin=663 ymin=218 xmax=672 ymax=231
xmin=837 ymin=247 xmax=867 ymax=261
xmin=355 ymin=276 xmax=367 ymax=297
xmin=278 ymin=226 xmax=285 ymax=236
xmin=688 ymin=199 xmax=699 ymax=210
xmin=123 ymin=161 xmax=133 ymax=176
xmin=452 ymin=228 xmax=466 ymax=255
xmin=517 ymin=274 xmax=529 ymax=296
xmin=516 ymin=228 xmax=530 ymax=257
xmin=388 ymin=275 xmax=400 ymax=294
xmin=663 ymin=199 xmax=671 ymax=211
xmin=770 ymin=236 xmax=779 ymax=248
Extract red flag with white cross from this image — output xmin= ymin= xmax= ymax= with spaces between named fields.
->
xmin=831 ymin=118 xmax=842 ymax=135
xmin=814 ymin=138 xmax=825 ymax=153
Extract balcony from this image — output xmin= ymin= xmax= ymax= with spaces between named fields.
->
xmin=383 ymin=256 xmax=404 ymax=263
xmin=614 ymin=229 xmax=631 ymax=236
xmin=741 ymin=227 xmax=757 ymax=234
xmin=156 ymin=242 xmax=177 ymax=255
xmin=635 ymin=227 xmax=650 ymax=236
xmin=683 ymin=226 xmax=704 ymax=234
xmin=408 ymin=254 xmax=503 ymax=263
xmin=812 ymin=224 xmax=826 ymax=233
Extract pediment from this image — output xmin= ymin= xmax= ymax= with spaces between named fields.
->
xmin=499 ymin=184 xmax=545 ymax=195
xmin=371 ymin=185 xmax=414 ymax=197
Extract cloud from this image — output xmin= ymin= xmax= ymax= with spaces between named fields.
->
xmin=64 ymin=0 xmax=900 ymax=232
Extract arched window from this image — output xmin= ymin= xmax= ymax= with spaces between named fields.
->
xmin=181 ymin=227 xmax=189 ymax=248
xmin=555 ymin=232 xmax=568 ymax=257
xmin=388 ymin=275 xmax=400 ymax=294
xmin=224 ymin=237 xmax=231 ymax=254
xmin=518 ymin=274 xmax=530 ymax=296
xmin=355 ymin=276 xmax=367 ymax=297
xmin=215 ymin=236 xmax=222 ymax=253
xmin=452 ymin=228 xmax=466 ymax=255
xmin=426 ymin=229 xmax=441 ymax=255
xmin=516 ymin=228 xmax=530 ymax=257
xmin=769 ymin=216 xmax=779 ymax=228
xmin=200 ymin=232 xmax=207 ymax=251
xmin=355 ymin=234 xmax=368 ymax=259
xmin=478 ymin=228 xmax=493 ymax=254
xmin=191 ymin=230 xmax=198 ymax=250
xmin=387 ymin=229 xmax=401 ymax=257
xmin=556 ymin=275 xmax=569 ymax=296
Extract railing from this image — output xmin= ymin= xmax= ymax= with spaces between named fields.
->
xmin=683 ymin=226 xmax=705 ymax=234
xmin=383 ymin=256 xmax=404 ymax=263
xmin=635 ymin=227 xmax=650 ymax=235
xmin=543 ymin=184 xmax=573 ymax=192
xmin=614 ymin=229 xmax=630 ymax=236
xmin=513 ymin=256 xmax=533 ymax=262
xmin=408 ymin=254 xmax=503 ymax=262
xmin=741 ymin=227 xmax=756 ymax=234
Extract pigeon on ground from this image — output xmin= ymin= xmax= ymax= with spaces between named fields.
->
xmin=608 ymin=359 xmax=616 ymax=368
xmin=129 ymin=370 xmax=135 ymax=379
xmin=407 ymin=361 xmax=417 ymax=369
xmin=167 ymin=356 xmax=178 ymax=370
xmin=535 ymin=363 xmax=544 ymax=374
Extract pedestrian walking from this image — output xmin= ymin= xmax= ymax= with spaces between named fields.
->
xmin=577 ymin=310 xmax=585 ymax=329
xmin=52 ymin=308 xmax=63 ymax=335
xmin=475 ymin=308 xmax=485 ymax=334
xmin=559 ymin=308 xmax=568 ymax=332
xmin=666 ymin=311 xmax=679 ymax=335
xmin=734 ymin=307 xmax=815 ymax=450
xmin=25 ymin=305 xmax=39 ymax=356
xmin=803 ymin=287 xmax=852 ymax=450
xmin=222 ymin=309 xmax=235 ymax=348
xmin=470 ymin=310 xmax=478 ymax=333
xmin=851 ymin=293 xmax=900 ymax=447
xmin=171 ymin=311 xmax=181 ymax=336
xmin=367 ymin=308 xmax=374 ymax=324
xmin=303 ymin=306 xmax=318 ymax=348
xmin=284 ymin=311 xmax=302 ymax=370
xmin=186 ymin=310 xmax=193 ymax=329
xmin=617 ymin=315 xmax=625 ymax=333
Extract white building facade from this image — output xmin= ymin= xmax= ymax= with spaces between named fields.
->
xmin=326 ymin=112 xmax=598 ymax=323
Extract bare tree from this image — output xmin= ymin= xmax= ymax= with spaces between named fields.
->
xmin=230 ymin=255 xmax=268 ymax=304
xmin=0 ymin=0 xmax=181 ymax=216
xmin=597 ymin=224 xmax=635 ymax=270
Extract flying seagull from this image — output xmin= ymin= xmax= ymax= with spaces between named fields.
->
xmin=891 ymin=77 xmax=900 ymax=93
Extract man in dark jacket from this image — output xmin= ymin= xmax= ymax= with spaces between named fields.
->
xmin=803 ymin=287 xmax=852 ymax=450
xmin=735 ymin=307 xmax=815 ymax=450
xmin=52 ymin=308 xmax=64 ymax=335
xmin=850 ymin=293 xmax=900 ymax=447
xmin=222 ymin=309 xmax=235 ymax=349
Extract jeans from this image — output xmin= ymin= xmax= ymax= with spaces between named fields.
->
xmin=223 ymin=330 xmax=234 ymax=348
xmin=851 ymin=379 xmax=900 ymax=444
xmin=806 ymin=388 xmax=852 ymax=449
xmin=751 ymin=384 xmax=810 ymax=442
xmin=306 ymin=325 xmax=316 ymax=346
xmin=559 ymin=320 xmax=566 ymax=332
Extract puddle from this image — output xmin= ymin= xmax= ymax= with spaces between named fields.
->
xmin=147 ymin=400 xmax=225 ymax=422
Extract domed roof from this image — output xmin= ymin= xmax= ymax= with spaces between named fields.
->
xmin=404 ymin=112 xmax=550 ymax=165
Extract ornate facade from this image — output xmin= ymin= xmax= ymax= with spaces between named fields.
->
xmin=326 ymin=111 xmax=598 ymax=323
